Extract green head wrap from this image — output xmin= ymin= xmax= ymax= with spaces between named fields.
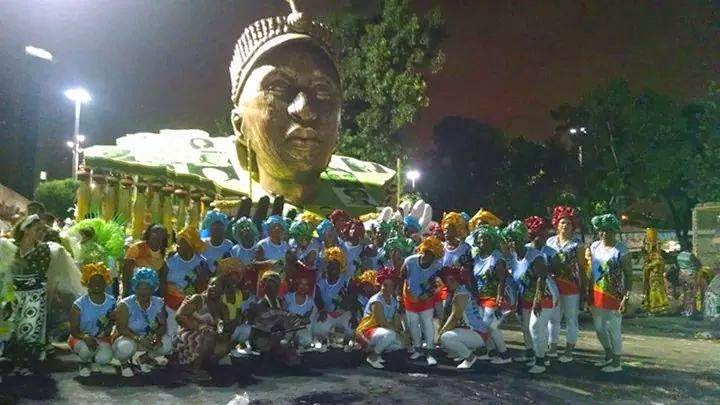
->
xmin=289 ymin=220 xmax=314 ymax=241
xmin=383 ymin=235 xmax=416 ymax=260
xmin=502 ymin=220 xmax=529 ymax=244
xmin=471 ymin=225 xmax=501 ymax=250
xmin=233 ymin=217 xmax=260 ymax=244
xmin=591 ymin=214 xmax=620 ymax=232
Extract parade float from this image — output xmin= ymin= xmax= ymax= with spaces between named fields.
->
xmin=77 ymin=0 xmax=398 ymax=238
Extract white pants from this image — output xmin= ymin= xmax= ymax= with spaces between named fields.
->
xmin=165 ymin=306 xmax=179 ymax=342
xmin=482 ymin=307 xmax=507 ymax=353
xmin=112 ymin=335 xmax=173 ymax=362
xmin=549 ymin=294 xmax=580 ymax=345
xmin=73 ymin=340 xmax=113 ymax=364
xmin=312 ymin=310 xmax=353 ymax=340
xmin=440 ymin=328 xmax=485 ymax=359
xmin=405 ymin=308 xmax=435 ymax=350
xmin=367 ymin=328 xmax=404 ymax=354
xmin=590 ymin=307 xmax=622 ymax=355
xmin=529 ymin=308 xmax=554 ymax=358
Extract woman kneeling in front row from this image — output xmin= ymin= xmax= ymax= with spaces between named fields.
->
xmin=113 ymin=267 xmax=172 ymax=377
xmin=439 ymin=266 xmax=490 ymax=369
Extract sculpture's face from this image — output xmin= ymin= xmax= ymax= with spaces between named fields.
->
xmin=234 ymin=41 xmax=341 ymax=183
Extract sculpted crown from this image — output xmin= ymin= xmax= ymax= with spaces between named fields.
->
xmin=229 ymin=0 xmax=338 ymax=103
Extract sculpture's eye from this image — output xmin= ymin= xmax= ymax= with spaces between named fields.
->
xmin=312 ymin=82 xmax=333 ymax=101
xmin=265 ymin=77 xmax=291 ymax=95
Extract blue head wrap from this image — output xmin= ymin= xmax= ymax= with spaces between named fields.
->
xmin=315 ymin=219 xmax=333 ymax=240
xmin=263 ymin=215 xmax=288 ymax=235
xmin=202 ymin=210 xmax=230 ymax=231
xmin=131 ymin=267 xmax=160 ymax=293
xmin=403 ymin=215 xmax=421 ymax=234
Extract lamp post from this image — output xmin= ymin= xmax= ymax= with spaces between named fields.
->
xmin=64 ymin=88 xmax=91 ymax=179
xmin=406 ymin=169 xmax=420 ymax=190
xmin=569 ymin=127 xmax=588 ymax=166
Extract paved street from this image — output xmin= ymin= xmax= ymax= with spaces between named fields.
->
xmin=2 ymin=314 xmax=718 ymax=404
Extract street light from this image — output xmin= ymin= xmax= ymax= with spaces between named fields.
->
xmin=406 ymin=169 xmax=420 ymax=190
xmin=569 ymin=126 xmax=588 ymax=166
xmin=25 ymin=46 xmax=53 ymax=61
xmin=64 ymin=88 xmax=91 ymax=179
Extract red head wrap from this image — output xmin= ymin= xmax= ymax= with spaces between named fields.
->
xmin=551 ymin=205 xmax=577 ymax=229
xmin=329 ymin=210 xmax=350 ymax=226
xmin=291 ymin=263 xmax=317 ymax=292
xmin=342 ymin=218 xmax=365 ymax=241
xmin=375 ymin=266 xmax=399 ymax=286
xmin=424 ymin=222 xmax=444 ymax=240
xmin=439 ymin=266 xmax=466 ymax=284
xmin=523 ymin=216 xmax=549 ymax=239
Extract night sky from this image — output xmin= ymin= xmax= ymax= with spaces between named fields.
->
xmin=1 ymin=0 xmax=718 ymax=180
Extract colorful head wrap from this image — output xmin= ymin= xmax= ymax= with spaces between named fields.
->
xmin=315 ymin=219 xmax=334 ymax=240
xmin=263 ymin=214 xmax=288 ymax=235
xmin=353 ymin=269 xmax=377 ymax=287
xmin=342 ymin=219 xmax=365 ymax=240
xmin=383 ymin=234 xmax=416 ymax=259
xmin=441 ymin=212 xmax=468 ymax=238
xmin=177 ymin=225 xmax=206 ymax=253
xmin=591 ymin=214 xmax=620 ymax=232
xmin=439 ymin=266 xmax=466 ymax=284
xmin=291 ymin=265 xmax=317 ymax=291
xmin=377 ymin=220 xmax=396 ymax=238
xmin=202 ymin=210 xmax=230 ymax=231
xmin=80 ymin=262 xmax=111 ymax=286
xmin=469 ymin=209 xmax=503 ymax=231
xmin=403 ymin=215 xmax=422 ymax=234
xmin=131 ymin=267 xmax=160 ymax=292
xmin=323 ymin=246 xmax=346 ymax=274
xmin=471 ymin=225 xmax=501 ymax=250
xmin=502 ymin=220 xmax=529 ymax=243
xmin=425 ymin=222 xmax=443 ymax=239
xmin=375 ymin=266 xmax=399 ymax=286
xmin=232 ymin=217 xmax=260 ymax=243
xmin=523 ymin=216 xmax=549 ymax=240
xmin=289 ymin=220 xmax=314 ymax=241
xmin=460 ymin=212 xmax=471 ymax=223
xmin=418 ymin=235 xmax=444 ymax=259
xmin=551 ymin=205 xmax=577 ymax=229
xmin=299 ymin=212 xmax=323 ymax=229
xmin=216 ymin=257 xmax=244 ymax=280
xmin=257 ymin=270 xmax=281 ymax=297
xmin=329 ymin=209 xmax=350 ymax=226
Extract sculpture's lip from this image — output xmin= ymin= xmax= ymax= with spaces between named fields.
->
xmin=286 ymin=126 xmax=322 ymax=146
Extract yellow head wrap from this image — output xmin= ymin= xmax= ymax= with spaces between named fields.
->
xmin=299 ymin=212 xmax=324 ymax=229
xmin=645 ymin=228 xmax=658 ymax=243
xmin=177 ymin=225 xmax=206 ymax=254
xmin=324 ymin=246 xmax=346 ymax=274
xmin=441 ymin=212 xmax=468 ymax=238
xmin=354 ymin=269 xmax=377 ymax=286
xmin=469 ymin=209 xmax=503 ymax=231
xmin=418 ymin=236 xmax=444 ymax=259
xmin=81 ymin=262 xmax=112 ymax=286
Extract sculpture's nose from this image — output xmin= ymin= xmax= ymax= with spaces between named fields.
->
xmin=288 ymin=92 xmax=317 ymax=124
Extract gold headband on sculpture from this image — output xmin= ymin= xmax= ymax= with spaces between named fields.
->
xmin=229 ymin=0 xmax=339 ymax=104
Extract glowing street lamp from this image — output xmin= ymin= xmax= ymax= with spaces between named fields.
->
xmin=569 ymin=126 xmax=589 ymax=166
xmin=25 ymin=46 xmax=53 ymax=61
xmin=64 ymin=88 xmax=91 ymax=179
xmin=406 ymin=169 xmax=420 ymax=189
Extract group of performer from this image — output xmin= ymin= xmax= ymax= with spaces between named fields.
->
xmin=0 ymin=203 xmax=644 ymax=378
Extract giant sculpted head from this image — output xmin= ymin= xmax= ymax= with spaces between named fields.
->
xmin=230 ymin=2 xmax=341 ymax=204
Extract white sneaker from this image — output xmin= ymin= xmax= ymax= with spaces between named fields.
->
xmin=546 ymin=351 xmax=558 ymax=358
xmin=558 ymin=355 xmax=573 ymax=363
xmin=139 ymin=363 xmax=152 ymax=374
xmin=491 ymin=356 xmax=512 ymax=365
xmin=315 ymin=342 xmax=328 ymax=353
xmin=426 ymin=355 xmax=438 ymax=366
xmin=409 ymin=351 xmax=423 ymax=360
xmin=154 ymin=356 xmax=168 ymax=366
xmin=121 ymin=366 xmax=134 ymax=378
xmin=528 ymin=364 xmax=546 ymax=374
xmin=476 ymin=353 xmax=491 ymax=361
xmin=79 ymin=366 xmax=91 ymax=377
xmin=457 ymin=356 xmax=477 ymax=369
xmin=366 ymin=356 xmax=384 ymax=369
xmin=378 ymin=357 xmax=386 ymax=363
xmin=90 ymin=363 xmax=101 ymax=373
xmin=230 ymin=348 xmax=244 ymax=358
xmin=594 ymin=358 xmax=612 ymax=367
xmin=544 ymin=359 xmax=550 ymax=367
xmin=514 ymin=354 xmax=530 ymax=362
xmin=601 ymin=365 xmax=622 ymax=373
